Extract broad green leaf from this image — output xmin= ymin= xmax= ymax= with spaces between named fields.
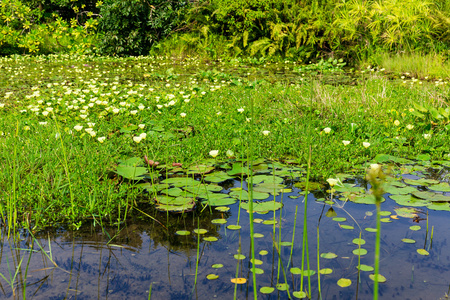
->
xmin=260 ymin=287 xmax=274 ymax=294
xmin=337 ymin=278 xmax=352 ymax=287
xmin=320 ymin=252 xmax=337 ymax=259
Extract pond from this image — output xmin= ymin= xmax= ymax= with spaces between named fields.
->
xmin=2 ymin=159 xmax=450 ymax=299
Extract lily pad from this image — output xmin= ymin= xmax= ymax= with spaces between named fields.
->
xmin=193 ymin=229 xmax=208 ymax=234
xmin=227 ymin=163 xmax=251 ymax=176
xmin=320 ymin=252 xmax=337 ymax=259
xmin=250 ymin=258 xmax=263 ymax=265
xmin=212 ymin=264 xmax=223 ymax=269
xmin=401 ymin=238 xmax=416 ymax=244
xmin=293 ymin=291 xmax=307 ymax=298
xmin=227 ymin=225 xmax=242 ymax=230
xmin=206 ymin=274 xmax=219 ymax=280
xmin=417 ymin=249 xmax=429 ymax=256
xmin=290 ymin=268 xmax=302 ymax=275
xmin=251 ymin=268 xmax=264 ymax=274
xmin=215 ymin=206 xmax=230 ymax=212
xmin=352 ymin=238 xmax=366 ymax=245
xmin=175 ymin=230 xmax=190 ymax=236
xmin=357 ymin=264 xmax=374 ymax=272
xmin=204 ymin=171 xmax=234 ymax=183
xmin=365 ymin=227 xmax=377 ymax=232
xmin=394 ymin=207 xmax=420 ymax=218
xmin=260 ymin=287 xmax=274 ymax=294
xmin=263 ymin=219 xmax=278 ymax=225
xmin=332 ymin=217 xmax=347 ymax=222
xmin=276 ymin=283 xmax=289 ymax=291
xmin=337 ymin=278 xmax=352 ymax=287
xmin=202 ymin=194 xmax=237 ymax=206
xmin=211 ymin=219 xmax=227 ymax=224
xmin=203 ymin=237 xmax=218 ymax=242
xmin=412 ymin=191 xmax=450 ymax=202
xmin=252 ymin=175 xmax=284 ymax=184
xmin=230 ymin=278 xmax=247 ymax=284
xmin=187 ymin=164 xmax=215 ymax=175
xmin=369 ymin=274 xmax=387 ymax=282
xmin=254 ymin=233 xmax=264 ymax=238
xmin=410 ymin=225 xmax=421 ymax=231
xmin=259 ymin=250 xmax=268 ymax=255
xmin=234 ymin=254 xmax=246 ymax=260
xmin=229 ymin=190 xmax=270 ymax=200
xmin=390 ymin=194 xmax=429 ymax=207
xmin=253 ymin=182 xmax=284 ymax=194
xmin=161 ymin=177 xmax=201 ymax=188
xmin=116 ymin=165 xmax=148 ymax=180
xmin=353 ymin=248 xmax=368 ymax=256
xmin=319 ymin=268 xmax=333 ymax=275
xmin=240 ymin=201 xmax=283 ymax=213
xmin=340 ymin=225 xmax=354 ymax=230
xmin=429 ymin=182 xmax=450 ymax=192
xmin=404 ymin=178 xmax=439 ymax=186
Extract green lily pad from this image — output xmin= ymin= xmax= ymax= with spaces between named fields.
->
xmin=251 ymin=268 xmax=264 ymax=274
xmin=369 ymin=274 xmax=387 ymax=282
xmin=340 ymin=225 xmax=354 ymax=230
xmin=240 ymin=201 xmax=283 ymax=213
xmin=263 ymin=219 xmax=278 ymax=225
xmin=229 ymin=190 xmax=270 ymax=200
xmin=334 ymin=183 xmax=364 ymax=193
xmin=227 ymin=225 xmax=242 ymax=230
xmin=206 ymin=274 xmax=219 ymax=280
xmin=410 ymin=225 xmax=421 ymax=231
xmin=294 ymin=181 xmax=323 ymax=190
xmin=401 ymin=238 xmax=416 ymax=244
xmin=276 ymin=283 xmax=289 ymax=291
xmin=202 ymin=194 xmax=237 ymax=206
xmin=234 ymin=254 xmax=246 ymax=260
xmin=204 ymin=171 xmax=234 ymax=183
xmin=252 ymin=175 xmax=284 ymax=184
xmin=155 ymin=196 xmax=193 ymax=206
xmin=352 ymin=238 xmax=366 ymax=245
xmin=193 ymin=229 xmax=208 ymax=234
xmin=161 ymin=177 xmax=201 ymax=188
xmin=250 ymin=259 xmax=263 ymax=265
xmin=116 ymin=165 xmax=148 ymax=180
xmin=380 ymin=218 xmax=392 ymax=223
xmin=203 ymin=237 xmax=218 ymax=242
xmin=320 ymin=252 xmax=337 ymax=259
xmin=412 ymin=191 xmax=450 ymax=202
xmin=429 ymin=182 xmax=450 ymax=192
xmin=259 ymin=250 xmax=268 ymax=255
xmin=357 ymin=264 xmax=374 ymax=272
xmin=353 ymin=248 xmax=368 ymax=256
xmin=280 ymin=241 xmax=293 ymax=246
xmin=380 ymin=211 xmax=391 ymax=216
xmin=187 ymin=164 xmax=215 ymax=175
xmin=417 ymin=249 xmax=429 ymax=256
xmin=337 ymin=278 xmax=352 ymax=287
xmin=254 ymin=233 xmax=264 ymax=238
xmin=383 ymin=185 xmax=417 ymax=195
xmin=260 ymin=287 xmax=274 ymax=294
xmin=211 ymin=219 xmax=227 ymax=224
xmin=332 ymin=217 xmax=347 ymax=222
xmin=290 ymin=268 xmax=302 ymax=275
xmin=293 ymin=291 xmax=307 ymax=298
xmin=227 ymin=163 xmax=250 ymax=176
xmin=394 ymin=207 xmax=420 ymax=218
xmin=253 ymin=218 xmax=264 ymax=223
xmin=404 ymin=178 xmax=440 ymax=186
xmin=137 ymin=183 xmax=168 ymax=193
xmin=253 ymin=182 xmax=284 ymax=194
xmin=390 ymin=194 xmax=429 ymax=207
xmin=365 ymin=227 xmax=377 ymax=232
xmin=319 ymin=268 xmax=333 ymax=275
xmin=212 ymin=264 xmax=223 ymax=269
xmin=175 ymin=230 xmax=190 ymax=235
xmin=215 ymin=206 xmax=230 ymax=212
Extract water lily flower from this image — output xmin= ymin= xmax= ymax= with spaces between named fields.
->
xmin=327 ymin=178 xmax=338 ymax=187
xmin=394 ymin=120 xmax=400 ymax=126
xmin=262 ymin=130 xmax=270 ymax=136
xmin=363 ymin=142 xmax=370 ymax=148
xmin=237 ymin=108 xmax=245 ymax=113
xmin=342 ymin=140 xmax=350 ymax=146
xmin=74 ymin=125 xmax=83 ymax=131
xmin=209 ymin=150 xmax=219 ymax=158
xmin=98 ymin=136 xmax=106 ymax=143
xmin=138 ymin=124 xmax=145 ymax=129
xmin=180 ymin=113 xmax=186 ymax=118
xmin=323 ymin=127 xmax=331 ymax=134
xmin=133 ymin=136 xmax=142 ymax=143
xmin=406 ymin=124 xmax=414 ymax=130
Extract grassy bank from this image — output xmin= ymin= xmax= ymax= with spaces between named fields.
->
xmin=0 ymin=55 xmax=449 ymax=228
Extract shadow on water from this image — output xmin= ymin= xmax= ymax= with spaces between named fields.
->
xmin=2 ymin=165 xmax=450 ymax=299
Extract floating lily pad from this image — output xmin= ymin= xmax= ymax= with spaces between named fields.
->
xmin=352 ymin=238 xmax=366 ymax=245
xmin=369 ymin=274 xmax=387 ymax=282
xmin=253 ymin=182 xmax=284 ymax=194
xmin=334 ymin=183 xmax=364 ymax=194
xmin=340 ymin=225 xmax=354 ymax=230
xmin=175 ymin=230 xmax=190 ymax=236
xmin=394 ymin=207 xmax=420 ymax=218
xmin=229 ymin=190 xmax=270 ymax=200
xmin=251 ymin=268 xmax=264 ymax=274
xmin=321 ymin=252 xmax=337 ymax=259
xmin=227 ymin=163 xmax=250 ymax=176
xmin=252 ymin=175 xmax=284 ymax=184
xmin=206 ymin=274 xmax=219 ymax=280
xmin=259 ymin=250 xmax=268 ymax=255
xmin=337 ymin=278 xmax=352 ymax=287
xmin=429 ymin=182 xmax=450 ymax=192
xmin=263 ymin=219 xmax=278 ymax=225
xmin=410 ymin=225 xmax=421 ymax=231
xmin=212 ymin=264 xmax=223 ymax=269
xmin=253 ymin=218 xmax=264 ymax=223
xmin=383 ymin=185 xmax=417 ymax=195
xmin=231 ymin=278 xmax=247 ymax=284
xmin=227 ymin=225 xmax=242 ymax=230
xmin=319 ymin=268 xmax=333 ymax=275
xmin=260 ymin=287 xmax=274 ymax=294
xmin=293 ymin=291 xmax=307 ymax=298
xmin=357 ymin=264 xmax=374 ymax=272
xmin=155 ymin=200 xmax=195 ymax=212
xmin=250 ymin=258 xmax=263 ymax=265
xmin=203 ymin=237 xmax=218 ymax=242
xmin=353 ymin=248 xmax=368 ymax=256
xmin=380 ymin=211 xmax=391 ymax=216
xmin=276 ymin=283 xmax=289 ymax=291
xmin=380 ymin=218 xmax=392 ymax=223
xmin=412 ymin=191 xmax=450 ymax=202
xmin=332 ymin=217 xmax=347 ymax=222
xmin=280 ymin=241 xmax=293 ymax=246
xmin=193 ymin=229 xmax=208 ymax=234
xmin=138 ymin=183 xmax=168 ymax=193
xmin=202 ymin=194 xmax=237 ymax=206
xmin=294 ymin=181 xmax=323 ymax=190
xmin=116 ymin=165 xmax=148 ymax=180
xmin=326 ymin=208 xmax=338 ymax=218
xmin=211 ymin=219 xmax=227 ymax=224
xmin=417 ymin=249 xmax=429 ymax=256
xmin=204 ymin=171 xmax=234 ymax=183
xmin=290 ymin=268 xmax=302 ymax=275
xmin=365 ymin=227 xmax=377 ymax=232
xmin=187 ymin=164 xmax=215 ymax=175
xmin=241 ymin=201 xmax=283 ymax=213
xmin=234 ymin=254 xmax=246 ymax=260
xmin=215 ymin=206 xmax=230 ymax=212
xmin=404 ymin=178 xmax=439 ymax=186
xmin=401 ymin=238 xmax=416 ymax=244
xmin=161 ymin=177 xmax=201 ymax=188
xmin=390 ymin=194 xmax=429 ymax=207
xmin=254 ymin=233 xmax=264 ymax=238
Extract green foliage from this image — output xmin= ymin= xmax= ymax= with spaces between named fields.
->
xmin=98 ymin=0 xmax=190 ymax=56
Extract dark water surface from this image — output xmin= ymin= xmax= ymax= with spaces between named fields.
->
xmin=1 ymin=178 xmax=450 ymax=300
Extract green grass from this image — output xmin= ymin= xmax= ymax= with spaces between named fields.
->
xmin=0 ymin=54 xmax=449 ymax=228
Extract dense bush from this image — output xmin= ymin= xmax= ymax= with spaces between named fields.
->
xmin=98 ymin=0 xmax=190 ymax=56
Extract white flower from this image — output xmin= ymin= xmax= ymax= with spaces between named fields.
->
xmin=209 ymin=150 xmax=219 ymax=158
xmin=246 ymin=118 xmax=251 ymax=122
xmin=237 ymin=108 xmax=245 ymax=113
xmin=406 ymin=124 xmax=414 ymax=130
xmin=394 ymin=120 xmax=400 ymax=126
xmin=370 ymin=164 xmax=381 ymax=172
xmin=139 ymin=132 xmax=147 ymax=139
xmin=39 ymin=122 xmax=48 ymax=126
xmin=156 ymin=104 xmax=163 ymax=109
xmin=89 ymin=131 xmax=96 ymax=137
xmin=85 ymin=128 xmax=94 ymax=133
xmin=87 ymin=122 xmax=95 ymax=127
xmin=262 ymin=130 xmax=270 ymax=136
xmin=42 ymin=111 xmax=49 ymax=116
xmin=98 ymin=136 xmax=106 ymax=143
xmin=423 ymin=133 xmax=431 ymax=139
xmin=138 ymin=124 xmax=145 ymax=129
xmin=133 ymin=136 xmax=142 ymax=143
xmin=323 ymin=127 xmax=331 ymax=134
xmin=74 ymin=125 xmax=83 ymax=131
xmin=130 ymin=110 xmax=138 ymax=115
xmin=112 ymin=108 xmax=120 ymax=114
xmin=180 ymin=113 xmax=186 ymax=118
xmin=0 ymin=103 xmax=5 ymax=108
xmin=80 ymin=114 xmax=87 ymax=119
xmin=138 ymin=104 xmax=145 ymax=110
xmin=363 ymin=142 xmax=370 ymax=148
xmin=326 ymin=178 xmax=338 ymax=187
xmin=216 ymin=111 xmax=222 ymax=115
xmin=342 ymin=140 xmax=350 ymax=146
